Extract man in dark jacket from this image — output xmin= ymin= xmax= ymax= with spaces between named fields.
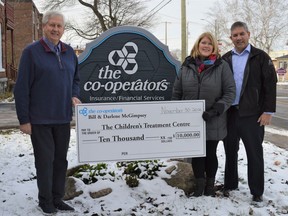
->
xmin=14 ymin=11 xmax=81 ymax=215
xmin=222 ymin=21 xmax=277 ymax=202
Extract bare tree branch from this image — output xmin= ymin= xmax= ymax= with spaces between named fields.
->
xmin=43 ymin=0 xmax=157 ymax=42
xmin=206 ymin=0 xmax=288 ymax=54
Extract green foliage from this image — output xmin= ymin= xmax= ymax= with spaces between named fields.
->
xmin=118 ymin=160 xmax=166 ymax=180
xmin=125 ymin=175 xmax=139 ymax=187
xmin=0 ymin=91 xmax=13 ymax=102
xmin=119 ymin=160 xmax=166 ymax=187
xmin=73 ymin=160 xmax=166 ymax=188
xmin=72 ymin=163 xmax=116 ymax=185
xmin=0 ymin=129 xmax=15 ymax=135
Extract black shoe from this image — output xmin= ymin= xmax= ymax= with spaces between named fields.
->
xmin=54 ymin=200 xmax=75 ymax=211
xmin=204 ymin=184 xmax=216 ymax=196
xmin=192 ymin=178 xmax=206 ymax=197
xmin=223 ymin=189 xmax=230 ymax=197
xmin=252 ymin=195 xmax=263 ymax=202
xmin=222 ymin=187 xmax=238 ymax=197
xmin=204 ymin=178 xmax=215 ymax=197
xmin=38 ymin=203 xmax=57 ymax=215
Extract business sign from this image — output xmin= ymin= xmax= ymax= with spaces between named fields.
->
xmin=78 ymin=26 xmax=180 ymax=103
xmin=276 ymin=68 xmax=287 ymax=75
xmin=76 ymin=100 xmax=206 ymax=163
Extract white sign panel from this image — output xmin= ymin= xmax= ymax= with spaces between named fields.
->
xmin=76 ymin=100 xmax=206 ymax=163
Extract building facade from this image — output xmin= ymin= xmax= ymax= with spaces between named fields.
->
xmin=0 ymin=0 xmax=42 ymax=93
xmin=0 ymin=0 xmax=15 ymax=92
xmin=275 ymin=54 xmax=288 ymax=81
xmin=8 ymin=0 xmax=42 ymax=67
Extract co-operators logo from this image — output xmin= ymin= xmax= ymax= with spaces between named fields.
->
xmin=83 ymin=41 xmax=169 ymax=94
xmin=108 ymin=42 xmax=138 ymax=75
xmin=79 ymin=107 xmax=88 ymax=116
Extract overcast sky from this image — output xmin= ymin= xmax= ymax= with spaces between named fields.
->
xmin=148 ymin=0 xmax=219 ymax=51
xmin=33 ymin=0 xmax=218 ymax=51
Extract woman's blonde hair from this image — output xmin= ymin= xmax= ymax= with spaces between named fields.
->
xmin=190 ymin=32 xmax=220 ymax=58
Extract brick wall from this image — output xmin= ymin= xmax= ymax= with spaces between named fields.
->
xmin=0 ymin=3 xmax=5 ymax=79
xmin=9 ymin=0 xmax=42 ymax=68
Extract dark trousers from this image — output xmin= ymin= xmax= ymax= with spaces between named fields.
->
xmin=223 ymin=107 xmax=264 ymax=196
xmin=192 ymin=140 xmax=219 ymax=179
xmin=31 ymin=124 xmax=71 ymax=205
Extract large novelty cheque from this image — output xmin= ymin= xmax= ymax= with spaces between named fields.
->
xmin=76 ymin=100 xmax=206 ymax=163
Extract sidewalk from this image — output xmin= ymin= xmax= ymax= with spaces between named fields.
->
xmin=1 ymin=103 xmax=287 ymax=150
xmin=264 ymin=127 xmax=288 ymax=150
xmin=0 ymin=103 xmax=18 ymax=130
xmin=0 ymin=103 xmax=75 ymax=130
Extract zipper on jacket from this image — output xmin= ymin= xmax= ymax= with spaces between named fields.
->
xmin=196 ymin=64 xmax=216 ymax=99
xmin=197 ymin=73 xmax=201 ymax=99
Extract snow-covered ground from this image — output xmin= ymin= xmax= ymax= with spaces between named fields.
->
xmin=0 ymin=127 xmax=287 ymax=216
xmin=0 ymin=82 xmax=287 ymax=215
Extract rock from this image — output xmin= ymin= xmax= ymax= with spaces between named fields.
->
xmin=64 ymin=161 xmax=195 ymax=199
xmin=165 ymin=165 xmax=177 ymax=174
xmin=162 ymin=161 xmax=194 ymax=195
xmin=63 ymin=177 xmax=83 ymax=200
xmin=90 ymin=188 xmax=113 ymax=199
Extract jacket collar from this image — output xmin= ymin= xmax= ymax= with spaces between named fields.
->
xmin=39 ymin=38 xmax=68 ymax=53
xmin=232 ymin=43 xmax=251 ymax=55
xmin=226 ymin=44 xmax=262 ymax=59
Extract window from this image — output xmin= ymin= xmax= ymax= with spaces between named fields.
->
xmin=0 ymin=23 xmax=5 ymax=72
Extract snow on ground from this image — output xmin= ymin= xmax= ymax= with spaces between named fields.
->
xmin=0 ymin=127 xmax=288 ymax=216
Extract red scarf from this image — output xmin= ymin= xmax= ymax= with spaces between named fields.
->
xmin=196 ymin=54 xmax=217 ymax=73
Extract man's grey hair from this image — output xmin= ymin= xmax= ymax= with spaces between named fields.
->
xmin=42 ymin=11 xmax=65 ymax=25
xmin=230 ymin=21 xmax=249 ymax=32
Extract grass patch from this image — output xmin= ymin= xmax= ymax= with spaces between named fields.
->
xmin=0 ymin=91 xmax=14 ymax=102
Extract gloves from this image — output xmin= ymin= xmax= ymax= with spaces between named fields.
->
xmin=202 ymin=109 xmax=218 ymax=121
xmin=213 ymin=103 xmax=225 ymax=115
xmin=202 ymin=103 xmax=225 ymax=122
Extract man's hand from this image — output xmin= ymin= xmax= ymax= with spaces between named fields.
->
xmin=257 ymin=113 xmax=272 ymax=126
xmin=20 ymin=123 xmax=32 ymax=135
xmin=72 ymin=97 xmax=81 ymax=106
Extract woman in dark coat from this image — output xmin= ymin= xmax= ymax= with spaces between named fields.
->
xmin=172 ymin=32 xmax=236 ymax=196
